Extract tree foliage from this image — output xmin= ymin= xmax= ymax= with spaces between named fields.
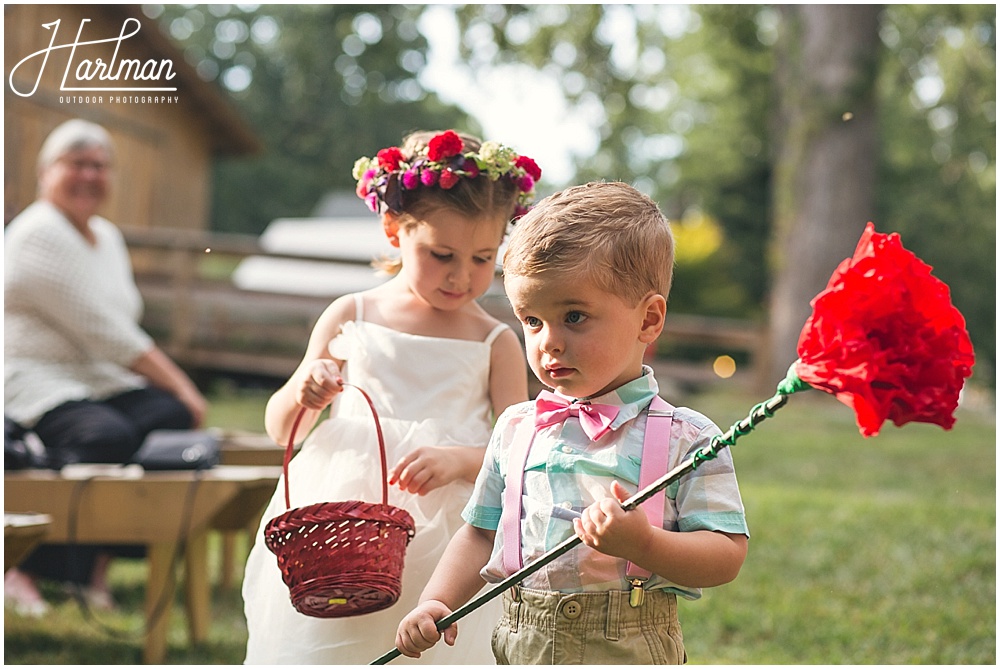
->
xmin=150 ymin=4 xmax=475 ymax=234
xmin=151 ymin=4 xmax=994 ymax=383
xmin=452 ymin=5 xmax=776 ymax=318
xmin=876 ymin=5 xmax=996 ymax=382
xmin=452 ymin=4 xmax=995 ymax=383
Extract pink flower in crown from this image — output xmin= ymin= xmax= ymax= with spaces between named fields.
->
xmin=364 ymin=192 xmax=380 ymax=213
xmin=377 ymin=147 xmax=405 ymax=171
xmin=515 ymin=155 xmax=542 ymax=181
xmin=439 ymin=169 xmax=460 ymax=189
xmin=420 ymin=169 xmax=439 ymax=186
xmin=427 ymin=130 xmax=463 ymax=162
xmin=517 ymin=175 xmax=535 ymax=193
xmin=356 ymin=168 xmax=377 ymax=198
xmin=402 ymin=168 xmax=420 ymax=190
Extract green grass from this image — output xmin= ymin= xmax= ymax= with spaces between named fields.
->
xmin=203 ymin=381 xmax=275 ymax=433
xmin=681 ymin=388 xmax=996 ymax=664
xmin=5 ymin=385 xmax=995 ymax=664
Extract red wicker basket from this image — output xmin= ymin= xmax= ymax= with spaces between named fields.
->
xmin=263 ymin=384 xmax=416 ymax=618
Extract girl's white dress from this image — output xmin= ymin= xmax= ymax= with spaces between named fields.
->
xmin=243 ymin=295 xmax=505 ymax=664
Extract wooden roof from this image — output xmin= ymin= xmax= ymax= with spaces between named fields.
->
xmin=101 ymin=4 xmax=260 ymax=156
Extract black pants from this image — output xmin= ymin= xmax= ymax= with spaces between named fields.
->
xmin=19 ymin=387 xmax=194 ymax=584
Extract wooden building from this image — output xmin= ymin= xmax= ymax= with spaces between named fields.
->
xmin=4 ymin=4 xmax=258 ymax=229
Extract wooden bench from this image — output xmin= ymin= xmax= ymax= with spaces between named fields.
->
xmin=4 ymin=465 xmax=281 ymax=664
xmin=4 ymin=512 xmax=52 ymax=572
xmin=214 ymin=433 xmax=290 ymax=588
xmin=219 ymin=431 xmax=288 ymax=467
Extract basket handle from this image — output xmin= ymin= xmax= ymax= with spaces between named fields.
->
xmin=282 ymin=383 xmax=388 ymax=510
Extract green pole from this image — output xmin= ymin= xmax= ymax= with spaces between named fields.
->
xmin=371 ymin=368 xmax=809 ymax=665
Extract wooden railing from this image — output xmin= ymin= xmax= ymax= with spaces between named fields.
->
xmin=123 ymin=227 xmax=766 ymax=387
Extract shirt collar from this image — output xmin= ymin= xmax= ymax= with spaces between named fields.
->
xmin=549 ymin=365 xmax=659 ymax=431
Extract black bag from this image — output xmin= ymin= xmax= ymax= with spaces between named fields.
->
xmin=130 ymin=429 xmax=220 ymax=471
xmin=4 ymin=416 xmax=50 ymax=469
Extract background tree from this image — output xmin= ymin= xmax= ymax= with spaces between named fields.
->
xmin=155 ymin=4 xmax=993 ymax=386
xmin=151 ymin=4 xmax=475 ymax=234
xmin=765 ymin=4 xmax=882 ymax=385
xmin=875 ymin=4 xmax=996 ymax=384
xmin=451 ymin=4 xmax=994 ymax=386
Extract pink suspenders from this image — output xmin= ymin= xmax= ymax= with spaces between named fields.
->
xmin=501 ymin=396 xmax=674 ymax=600
xmin=500 ymin=415 xmax=534 ymax=574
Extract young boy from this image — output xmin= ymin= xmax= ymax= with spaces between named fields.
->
xmin=395 ymin=181 xmax=749 ymax=664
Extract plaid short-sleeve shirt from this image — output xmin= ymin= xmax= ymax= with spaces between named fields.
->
xmin=462 ymin=367 xmax=749 ymax=599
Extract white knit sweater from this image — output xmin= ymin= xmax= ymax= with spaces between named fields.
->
xmin=4 ymin=200 xmax=153 ymax=427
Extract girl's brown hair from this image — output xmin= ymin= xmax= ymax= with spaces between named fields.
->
xmin=375 ymin=130 xmax=521 ymax=274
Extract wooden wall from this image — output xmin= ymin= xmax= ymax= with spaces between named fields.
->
xmin=5 ymin=4 xmax=250 ymax=230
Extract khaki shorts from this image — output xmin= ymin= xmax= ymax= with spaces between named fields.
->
xmin=492 ymin=585 xmax=686 ymax=664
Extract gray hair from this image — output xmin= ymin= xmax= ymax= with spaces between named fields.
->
xmin=37 ymin=119 xmax=114 ymax=173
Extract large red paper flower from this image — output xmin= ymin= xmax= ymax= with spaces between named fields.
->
xmin=795 ymin=222 xmax=974 ymax=437
xmin=427 ymin=130 xmax=463 ymax=162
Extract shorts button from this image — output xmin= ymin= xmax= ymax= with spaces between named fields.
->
xmin=562 ymin=599 xmax=582 ymax=619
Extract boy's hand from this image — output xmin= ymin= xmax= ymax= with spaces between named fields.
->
xmin=395 ymin=600 xmax=457 ymax=658
xmin=573 ymin=480 xmax=654 ymax=561
xmin=297 ymin=359 xmax=343 ymax=410
xmin=389 ymin=446 xmax=463 ymax=495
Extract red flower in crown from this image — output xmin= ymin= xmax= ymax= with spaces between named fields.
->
xmin=427 ymin=130 xmax=464 ymax=162
xmin=794 ymin=222 xmax=974 ymax=437
xmin=377 ymin=147 xmax=405 ymax=171
xmin=439 ymin=169 xmax=460 ymax=189
xmin=515 ymin=155 xmax=542 ymax=181
xmin=462 ymin=158 xmax=480 ymax=179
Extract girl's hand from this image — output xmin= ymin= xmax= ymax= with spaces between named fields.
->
xmin=573 ymin=480 xmax=654 ymax=561
xmin=395 ymin=600 xmax=457 ymax=658
xmin=388 ymin=446 xmax=464 ymax=495
xmin=296 ymin=359 xmax=344 ymax=410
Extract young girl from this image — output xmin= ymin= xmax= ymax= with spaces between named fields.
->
xmin=242 ymin=130 xmax=542 ymax=664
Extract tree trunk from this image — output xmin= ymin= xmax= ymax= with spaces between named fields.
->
xmin=764 ymin=5 xmax=882 ymax=388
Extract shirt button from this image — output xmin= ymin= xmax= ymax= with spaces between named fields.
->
xmin=561 ymin=445 xmax=573 ymax=454
xmin=562 ymin=599 xmax=582 ymax=619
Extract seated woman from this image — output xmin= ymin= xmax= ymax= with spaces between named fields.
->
xmin=4 ymin=119 xmax=208 ymax=615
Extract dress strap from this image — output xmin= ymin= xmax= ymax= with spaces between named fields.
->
xmin=484 ymin=322 xmax=508 ymax=346
xmin=352 ymin=293 xmax=365 ymax=322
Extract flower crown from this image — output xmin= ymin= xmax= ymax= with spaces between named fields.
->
xmin=352 ymin=130 xmax=542 ymax=219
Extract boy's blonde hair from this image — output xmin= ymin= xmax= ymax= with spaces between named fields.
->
xmin=503 ymin=181 xmax=674 ymax=305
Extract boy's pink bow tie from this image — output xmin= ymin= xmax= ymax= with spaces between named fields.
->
xmin=534 ymin=390 xmax=619 ymax=441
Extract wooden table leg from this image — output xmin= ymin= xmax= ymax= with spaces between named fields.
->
xmin=220 ymin=531 xmax=236 ymax=590
xmin=144 ymin=542 xmax=175 ymax=664
xmin=184 ymin=532 xmax=211 ymax=644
